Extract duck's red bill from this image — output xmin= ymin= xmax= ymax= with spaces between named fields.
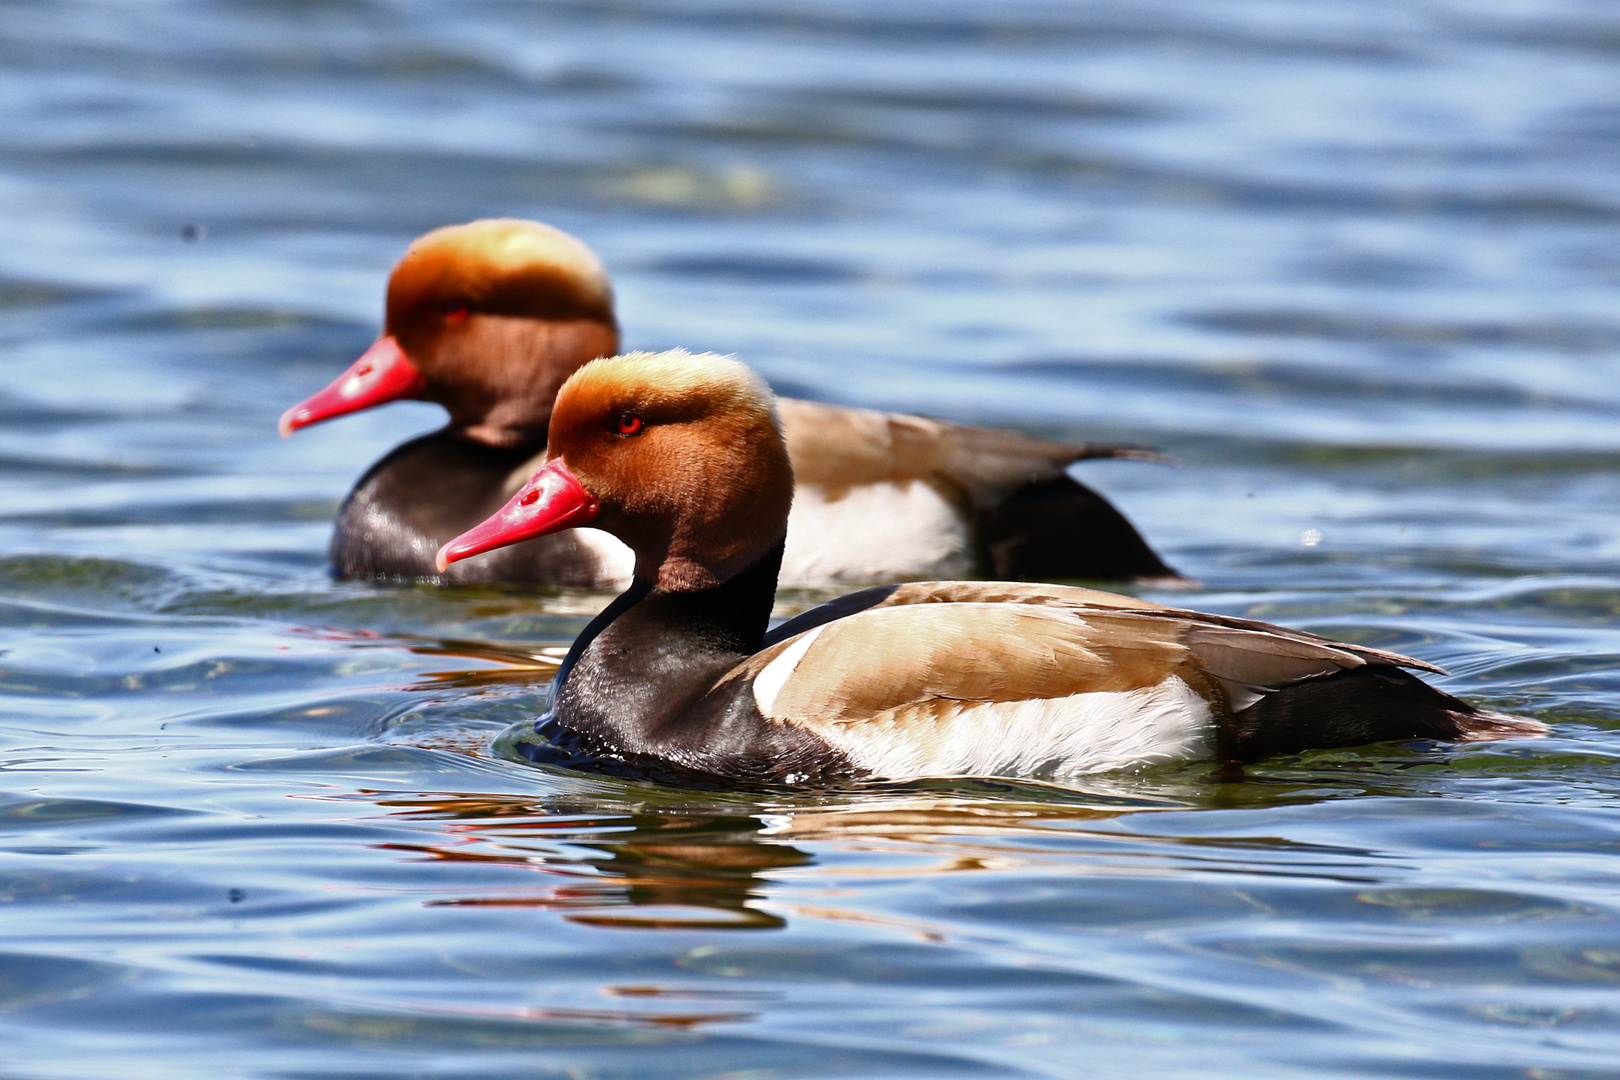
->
xmin=278 ymin=335 xmax=426 ymax=436
xmin=435 ymin=459 xmax=599 ymax=572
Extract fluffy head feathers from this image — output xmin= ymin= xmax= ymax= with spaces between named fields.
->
xmin=549 ymin=350 xmax=793 ymax=591
xmin=388 ymin=219 xmax=615 ymax=327
xmin=382 ymin=219 xmax=620 ymax=445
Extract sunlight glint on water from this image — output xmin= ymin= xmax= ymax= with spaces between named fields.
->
xmin=0 ymin=2 xmax=1618 ymax=1077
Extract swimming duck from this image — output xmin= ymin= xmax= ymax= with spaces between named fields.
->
xmin=435 ymin=350 xmax=1544 ymax=782
xmin=281 ymin=219 xmax=1181 ymax=589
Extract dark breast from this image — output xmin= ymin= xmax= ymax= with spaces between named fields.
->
xmin=550 ymin=580 xmax=858 ymax=784
xmin=551 ymin=667 xmax=854 ymax=785
xmin=330 ymin=429 xmax=619 ymax=587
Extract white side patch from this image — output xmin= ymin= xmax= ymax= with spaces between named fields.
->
xmin=823 ymin=676 xmax=1214 ymax=780
xmin=574 ymin=528 xmax=635 ymax=589
xmin=752 ymin=625 xmax=825 ymax=715
xmin=781 ymin=481 xmax=973 ymax=588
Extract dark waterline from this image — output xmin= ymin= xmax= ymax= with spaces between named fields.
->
xmin=1 ymin=2 xmax=1618 ymax=1077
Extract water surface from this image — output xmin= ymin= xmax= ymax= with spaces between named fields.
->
xmin=1 ymin=2 xmax=1618 ymax=1077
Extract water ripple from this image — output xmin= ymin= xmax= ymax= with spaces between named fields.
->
xmin=2 ymin=1 xmax=1619 ymax=1077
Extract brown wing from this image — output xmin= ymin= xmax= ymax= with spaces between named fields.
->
xmin=742 ymin=603 xmax=1193 ymax=728
xmin=1167 ymin=611 xmax=1443 ymax=711
xmin=743 ymin=594 xmax=1442 ymax=729
xmin=777 ymin=397 xmax=1164 ymax=507
xmin=872 ymin=579 xmax=1175 ymax=613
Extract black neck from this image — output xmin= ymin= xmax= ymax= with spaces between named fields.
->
xmin=526 ymin=536 xmax=856 ymax=783
xmin=446 ymin=424 xmax=546 ymax=455
xmin=635 ymin=538 xmax=786 ymax=656
xmin=555 ymin=538 xmax=784 ymax=692
xmin=549 ymin=540 xmax=785 ymax=750
xmin=553 ymin=575 xmax=655 ymax=691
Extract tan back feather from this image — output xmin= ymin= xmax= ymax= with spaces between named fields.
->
xmin=779 ymin=398 xmax=1153 ymax=507
xmin=745 ymin=585 xmax=1441 ymax=731
xmin=874 ymin=580 xmax=1174 ymax=612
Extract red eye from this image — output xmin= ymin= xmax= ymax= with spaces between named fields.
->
xmin=355 ymin=364 xmax=373 ymax=378
xmin=519 ymin=489 xmax=539 ymax=506
xmin=616 ymin=412 xmax=644 ymax=436
xmin=443 ymin=303 xmax=469 ymax=325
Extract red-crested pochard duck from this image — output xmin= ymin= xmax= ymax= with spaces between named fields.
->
xmin=281 ymin=219 xmax=1181 ymax=589
xmin=435 ymin=351 xmax=1544 ymax=783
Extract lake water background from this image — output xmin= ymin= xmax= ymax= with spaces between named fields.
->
xmin=2 ymin=2 xmax=1619 ymax=1077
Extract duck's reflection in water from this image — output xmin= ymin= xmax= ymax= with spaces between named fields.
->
xmin=372 ymin=794 xmax=804 ymax=929
xmin=371 ymin=637 xmax=1186 ymax=931
xmin=371 ymin=650 xmax=1367 ymax=938
xmin=362 ymin=783 xmax=1171 ymax=934
xmin=401 ymin=638 xmax=565 ymax=690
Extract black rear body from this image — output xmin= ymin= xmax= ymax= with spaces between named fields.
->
xmin=1221 ymin=665 xmax=1521 ymax=762
xmin=979 ymin=475 xmax=1179 ymax=582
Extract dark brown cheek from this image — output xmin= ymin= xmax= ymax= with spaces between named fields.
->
xmin=387 ymin=322 xmax=438 ymax=376
xmin=555 ymin=437 xmax=622 ymax=501
xmin=627 ymin=432 xmax=701 ymax=510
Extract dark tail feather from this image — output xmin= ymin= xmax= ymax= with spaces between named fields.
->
xmin=1068 ymin=443 xmax=1178 ymax=466
xmin=1449 ymin=707 xmax=1548 ymax=742
xmin=978 ymin=475 xmax=1186 ymax=584
xmin=1222 ymin=666 xmax=1547 ymax=762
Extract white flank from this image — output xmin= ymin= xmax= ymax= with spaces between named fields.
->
xmin=822 ymin=676 xmax=1214 ymax=780
xmin=574 ymin=528 xmax=635 ymax=589
xmin=751 ymin=626 xmax=825 ymax=715
xmin=781 ymin=481 xmax=974 ymax=588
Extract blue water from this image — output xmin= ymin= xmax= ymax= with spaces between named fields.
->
xmin=2 ymin=2 xmax=1619 ymax=1076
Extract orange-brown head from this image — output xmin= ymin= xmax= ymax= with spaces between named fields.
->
xmin=280 ymin=219 xmax=619 ymax=447
xmin=438 ymin=351 xmax=794 ymax=592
